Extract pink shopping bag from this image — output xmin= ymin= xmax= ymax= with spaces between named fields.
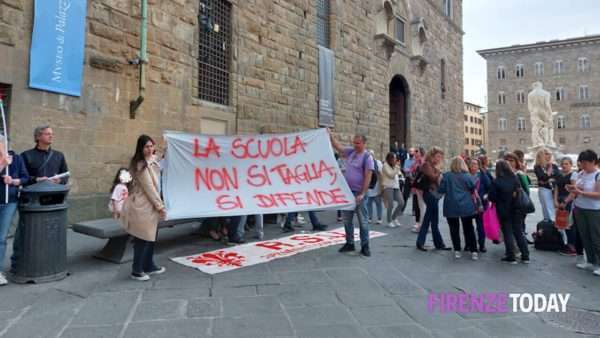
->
xmin=483 ymin=203 xmax=501 ymax=242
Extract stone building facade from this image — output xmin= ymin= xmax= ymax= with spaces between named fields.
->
xmin=478 ymin=35 xmax=600 ymax=157
xmin=463 ymin=102 xmax=485 ymax=157
xmin=0 ymin=0 xmax=464 ymax=222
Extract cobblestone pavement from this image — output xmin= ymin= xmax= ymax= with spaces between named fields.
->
xmin=1 ymin=190 xmax=599 ymax=338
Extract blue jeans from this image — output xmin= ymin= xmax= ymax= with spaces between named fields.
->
xmin=285 ymin=211 xmax=321 ymax=227
xmin=342 ymin=193 xmax=369 ymax=248
xmin=228 ymin=216 xmax=247 ymax=242
xmin=366 ymin=195 xmax=382 ymax=221
xmin=0 ymin=203 xmax=18 ymax=271
xmin=416 ymin=191 xmax=445 ymax=248
xmin=132 ymin=237 xmax=158 ymax=274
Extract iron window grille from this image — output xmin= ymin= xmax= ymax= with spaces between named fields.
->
xmin=317 ymin=0 xmax=331 ymax=47
xmin=198 ymin=0 xmax=232 ymax=105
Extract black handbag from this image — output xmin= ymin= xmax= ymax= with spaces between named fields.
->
xmin=514 ymin=186 xmax=535 ymax=214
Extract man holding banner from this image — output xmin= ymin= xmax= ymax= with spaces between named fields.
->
xmin=329 ymin=131 xmax=374 ymax=257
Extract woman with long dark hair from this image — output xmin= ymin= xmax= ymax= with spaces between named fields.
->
xmin=488 ymin=160 xmax=530 ymax=264
xmin=121 ymin=135 xmax=166 ymax=281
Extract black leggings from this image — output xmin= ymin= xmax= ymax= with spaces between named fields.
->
xmin=447 ymin=216 xmax=477 ymax=252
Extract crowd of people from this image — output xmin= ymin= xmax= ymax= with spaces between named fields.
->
xmin=1 ymin=126 xmax=599 ymax=284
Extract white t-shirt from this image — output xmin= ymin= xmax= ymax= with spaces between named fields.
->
xmin=573 ymin=170 xmax=600 ymax=210
xmin=367 ymin=160 xmax=383 ymax=197
xmin=108 ymin=183 xmax=129 ymax=213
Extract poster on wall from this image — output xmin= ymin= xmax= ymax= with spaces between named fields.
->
xmin=28 ymin=0 xmax=88 ymax=96
xmin=162 ymin=129 xmax=355 ymax=220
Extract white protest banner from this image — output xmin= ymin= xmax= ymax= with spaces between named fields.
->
xmin=163 ymin=129 xmax=355 ymax=219
xmin=171 ymin=227 xmax=387 ymax=274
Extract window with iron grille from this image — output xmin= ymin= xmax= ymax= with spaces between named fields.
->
xmin=317 ymin=0 xmax=331 ymax=47
xmin=395 ymin=17 xmax=405 ymax=43
xmin=198 ymin=0 xmax=232 ymax=105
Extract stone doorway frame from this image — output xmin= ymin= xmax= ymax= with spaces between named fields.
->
xmin=389 ymin=74 xmax=410 ymax=148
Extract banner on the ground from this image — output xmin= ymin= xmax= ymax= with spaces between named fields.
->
xmin=29 ymin=0 xmax=88 ymax=96
xmin=172 ymin=227 xmax=386 ymax=274
xmin=163 ymin=129 xmax=355 ymax=219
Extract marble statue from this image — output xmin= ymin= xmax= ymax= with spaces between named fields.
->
xmin=528 ymin=82 xmax=557 ymax=148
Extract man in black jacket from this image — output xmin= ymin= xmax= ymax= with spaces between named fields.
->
xmin=11 ymin=125 xmax=68 ymax=274
xmin=21 ymin=125 xmax=68 ymax=185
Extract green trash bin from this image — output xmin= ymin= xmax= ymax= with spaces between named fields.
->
xmin=10 ymin=180 xmax=69 ymax=284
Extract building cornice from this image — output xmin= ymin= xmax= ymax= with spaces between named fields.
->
xmin=477 ymin=34 xmax=600 ymax=58
xmin=464 ymin=101 xmax=483 ymax=108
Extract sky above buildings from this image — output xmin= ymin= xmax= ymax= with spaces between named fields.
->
xmin=463 ymin=0 xmax=600 ymax=108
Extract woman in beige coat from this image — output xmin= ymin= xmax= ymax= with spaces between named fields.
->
xmin=121 ymin=135 xmax=166 ymax=281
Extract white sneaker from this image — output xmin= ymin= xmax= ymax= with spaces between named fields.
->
xmin=393 ymin=220 xmax=403 ymax=227
xmin=147 ymin=267 xmax=166 ymax=275
xmin=576 ymin=262 xmax=595 ymax=271
xmin=376 ymin=219 xmax=383 ymax=225
xmin=386 ymin=222 xmax=397 ymax=228
xmin=297 ymin=215 xmax=306 ymax=224
xmin=471 ymin=252 xmax=479 ymax=261
xmin=576 ymin=255 xmax=585 ymax=265
xmin=0 ymin=272 xmax=8 ymax=286
xmin=593 ymin=267 xmax=600 ymax=276
xmin=411 ymin=225 xmax=420 ymax=233
xmin=454 ymin=251 xmax=462 ymax=259
xmin=131 ymin=272 xmax=150 ymax=281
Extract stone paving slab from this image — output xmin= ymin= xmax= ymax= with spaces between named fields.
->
xmin=212 ymin=315 xmax=293 ymax=338
xmin=124 ymin=319 xmax=211 ymax=338
xmin=285 ymin=305 xmax=355 ymax=327
xmin=132 ymin=300 xmax=187 ymax=322
xmin=257 ymin=283 xmax=339 ymax=308
xmin=349 ymin=305 xmax=414 ymax=327
xmin=431 ymin=326 xmax=492 ymax=338
xmin=71 ymin=291 xmax=140 ymax=326
xmin=186 ymin=298 xmax=220 ymax=318
xmin=295 ymin=324 xmax=368 ymax=338
xmin=366 ymin=324 xmax=434 ymax=338
xmin=221 ymin=296 xmax=283 ymax=318
xmin=60 ymin=325 xmax=123 ymax=338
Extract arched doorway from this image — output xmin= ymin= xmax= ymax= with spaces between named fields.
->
xmin=389 ymin=75 xmax=409 ymax=148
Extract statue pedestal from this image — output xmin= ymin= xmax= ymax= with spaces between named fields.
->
xmin=528 ymin=143 xmax=564 ymax=161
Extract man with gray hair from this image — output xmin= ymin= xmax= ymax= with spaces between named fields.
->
xmin=329 ymin=130 xmax=374 ymax=256
xmin=21 ymin=124 xmax=68 ymax=185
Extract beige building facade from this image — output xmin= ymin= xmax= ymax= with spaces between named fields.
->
xmin=478 ymin=35 xmax=600 ymax=157
xmin=0 ymin=0 xmax=464 ymax=222
xmin=463 ymin=102 xmax=485 ymax=157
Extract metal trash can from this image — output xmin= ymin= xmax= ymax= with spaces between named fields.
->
xmin=10 ymin=180 xmax=69 ymax=284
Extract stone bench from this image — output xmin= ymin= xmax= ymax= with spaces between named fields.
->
xmin=72 ymin=218 xmax=202 ymax=264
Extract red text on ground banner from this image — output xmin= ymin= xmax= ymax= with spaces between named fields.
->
xmin=255 ymin=241 xmax=294 ymax=251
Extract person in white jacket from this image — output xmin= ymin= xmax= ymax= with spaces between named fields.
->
xmin=381 ymin=152 xmax=405 ymax=227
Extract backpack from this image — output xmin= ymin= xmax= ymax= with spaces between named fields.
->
xmin=533 ymin=220 xmax=563 ymax=251
xmin=369 ymin=159 xmax=379 ymax=189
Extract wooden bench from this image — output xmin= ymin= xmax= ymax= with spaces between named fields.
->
xmin=72 ymin=218 xmax=202 ymax=264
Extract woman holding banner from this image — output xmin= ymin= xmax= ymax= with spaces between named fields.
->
xmin=121 ymin=135 xmax=167 ymax=281
xmin=0 ymin=136 xmax=29 ymax=286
